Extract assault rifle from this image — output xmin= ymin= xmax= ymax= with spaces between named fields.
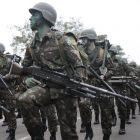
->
xmin=0 ymin=101 xmax=10 ymax=113
xmin=109 ymin=76 xmax=138 ymax=94
xmin=0 ymin=74 xmax=13 ymax=95
xmin=108 ymin=76 xmax=138 ymax=84
xmin=30 ymin=67 xmax=137 ymax=102
xmin=0 ymin=75 xmax=11 ymax=113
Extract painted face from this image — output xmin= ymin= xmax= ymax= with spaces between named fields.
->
xmin=29 ymin=11 xmax=43 ymax=31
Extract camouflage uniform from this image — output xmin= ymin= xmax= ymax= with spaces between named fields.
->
xmin=78 ymin=31 xmax=113 ymax=140
xmin=0 ymin=52 xmax=19 ymax=140
xmin=111 ymin=57 xmax=129 ymax=134
xmin=40 ymin=105 xmax=58 ymax=133
xmin=128 ymin=62 xmax=137 ymax=119
xmin=15 ymin=3 xmax=85 ymax=140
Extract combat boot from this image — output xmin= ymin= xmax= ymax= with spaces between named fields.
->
xmin=6 ymin=127 xmax=10 ymax=133
xmin=27 ymin=125 xmax=44 ymax=140
xmin=42 ymin=118 xmax=47 ymax=132
xmin=112 ymin=117 xmax=117 ymax=127
xmin=80 ymin=124 xmax=86 ymax=133
xmin=6 ymin=129 xmax=16 ymax=140
xmin=132 ymin=114 xmax=136 ymax=119
xmin=126 ymin=119 xmax=132 ymax=124
xmin=0 ymin=109 xmax=3 ymax=119
xmin=132 ymin=109 xmax=136 ymax=119
xmin=103 ymin=134 xmax=110 ymax=140
xmin=93 ymin=114 xmax=99 ymax=125
xmin=118 ymin=119 xmax=126 ymax=135
xmin=84 ymin=122 xmax=93 ymax=140
xmin=50 ymin=131 xmax=56 ymax=140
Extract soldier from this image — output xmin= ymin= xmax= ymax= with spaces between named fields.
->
xmin=11 ymin=2 xmax=85 ymax=140
xmin=0 ymin=43 xmax=18 ymax=140
xmin=108 ymin=45 xmax=118 ymax=127
xmin=111 ymin=56 xmax=129 ymax=135
xmin=128 ymin=61 xmax=137 ymax=119
xmin=135 ymin=65 xmax=140 ymax=114
xmin=24 ymin=76 xmax=58 ymax=139
xmin=78 ymin=29 xmax=113 ymax=140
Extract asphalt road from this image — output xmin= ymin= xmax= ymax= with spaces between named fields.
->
xmin=0 ymin=107 xmax=140 ymax=140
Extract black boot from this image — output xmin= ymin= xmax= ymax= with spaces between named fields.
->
xmin=103 ymin=134 xmax=110 ymax=140
xmin=6 ymin=127 xmax=10 ymax=133
xmin=112 ymin=117 xmax=117 ymax=127
xmin=50 ymin=131 xmax=56 ymax=140
xmin=119 ymin=119 xmax=126 ymax=135
xmin=111 ymin=109 xmax=117 ymax=126
xmin=84 ymin=122 xmax=93 ymax=140
xmin=42 ymin=118 xmax=47 ymax=132
xmin=94 ymin=113 xmax=99 ymax=125
xmin=80 ymin=123 xmax=86 ymax=133
xmin=132 ymin=109 xmax=136 ymax=119
xmin=6 ymin=129 xmax=16 ymax=140
xmin=27 ymin=125 xmax=44 ymax=140
xmin=0 ymin=109 xmax=3 ymax=119
xmin=126 ymin=118 xmax=132 ymax=124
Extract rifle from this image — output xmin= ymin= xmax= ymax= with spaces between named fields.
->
xmin=89 ymin=66 xmax=136 ymax=105
xmin=0 ymin=74 xmax=13 ymax=95
xmin=0 ymin=76 xmax=11 ymax=113
xmin=0 ymin=101 xmax=10 ymax=113
xmin=29 ymin=67 xmax=137 ymax=102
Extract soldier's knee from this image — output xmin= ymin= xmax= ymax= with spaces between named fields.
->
xmin=18 ymin=92 xmax=33 ymax=105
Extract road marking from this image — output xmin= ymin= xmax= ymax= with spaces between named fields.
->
xmin=17 ymin=135 xmax=30 ymax=140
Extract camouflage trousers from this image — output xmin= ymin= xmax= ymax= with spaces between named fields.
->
xmin=99 ymin=96 xmax=113 ymax=135
xmin=91 ymin=97 xmax=100 ymax=120
xmin=39 ymin=105 xmax=58 ymax=133
xmin=0 ymin=89 xmax=16 ymax=130
xmin=78 ymin=98 xmax=92 ymax=126
xmin=114 ymin=86 xmax=127 ymax=120
xmin=17 ymin=85 xmax=78 ymax=140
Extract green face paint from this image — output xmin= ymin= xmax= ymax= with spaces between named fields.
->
xmin=29 ymin=11 xmax=43 ymax=31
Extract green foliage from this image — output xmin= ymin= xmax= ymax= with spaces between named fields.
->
xmin=55 ymin=17 xmax=84 ymax=36
xmin=10 ymin=17 xmax=84 ymax=57
xmin=116 ymin=45 xmax=125 ymax=56
xmin=10 ymin=21 xmax=34 ymax=57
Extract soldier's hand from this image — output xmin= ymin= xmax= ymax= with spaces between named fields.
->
xmin=100 ymin=75 xmax=104 ymax=80
xmin=24 ymin=77 xmax=41 ymax=88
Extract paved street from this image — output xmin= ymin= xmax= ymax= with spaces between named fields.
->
xmin=0 ymin=107 xmax=140 ymax=140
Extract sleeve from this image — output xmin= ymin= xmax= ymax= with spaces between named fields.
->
xmin=63 ymin=34 xmax=86 ymax=80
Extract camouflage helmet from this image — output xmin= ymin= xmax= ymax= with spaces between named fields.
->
xmin=29 ymin=2 xmax=57 ymax=26
xmin=109 ymin=45 xmax=118 ymax=54
xmin=0 ymin=43 xmax=5 ymax=53
xmin=129 ymin=61 xmax=136 ymax=67
xmin=79 ymin=29 xmax=97 ymax=40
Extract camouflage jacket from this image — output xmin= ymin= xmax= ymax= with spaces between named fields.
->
xmin=22 ymin=29 xmax=84 ymax=79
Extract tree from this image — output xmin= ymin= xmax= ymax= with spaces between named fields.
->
xmin=55 ymin=17 xmax=83 ymax=36
xmin=10 ymin=17 xmax=84 ymax=57
xmin=10 ymin=21 xmax=34 ymax=58
xmin=116 ymin=45 xmax=125 ymax=56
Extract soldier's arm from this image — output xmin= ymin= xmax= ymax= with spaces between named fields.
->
xmin=63 ymin=33 xmax=86 ymax=80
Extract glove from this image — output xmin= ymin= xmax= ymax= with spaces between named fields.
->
xmin=24 ymin=77 xmax=41 ymax=88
